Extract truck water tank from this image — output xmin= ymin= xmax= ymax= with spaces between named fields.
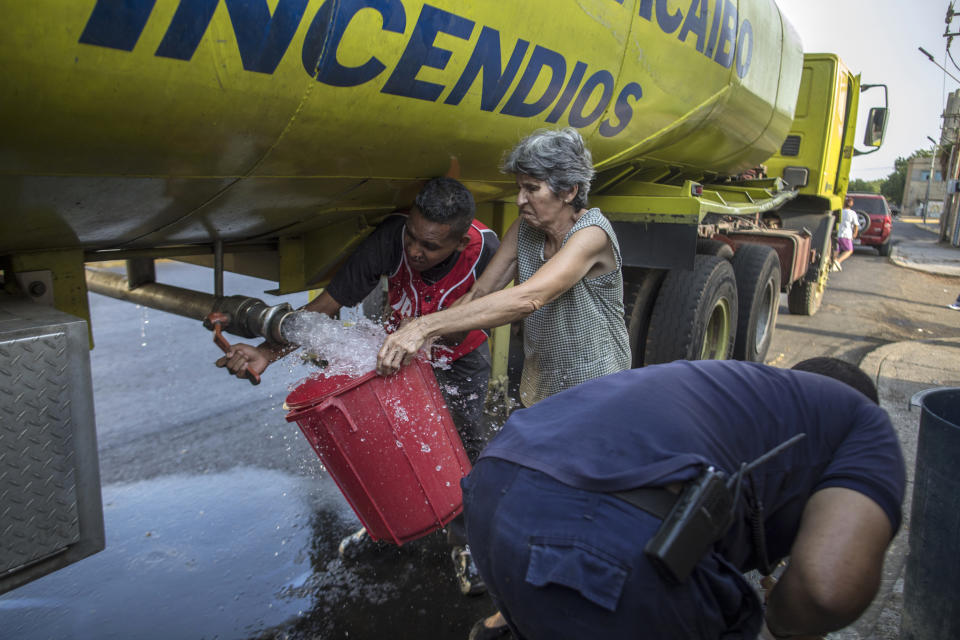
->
xmin=1 ymin=0 xmax=802 ymax=251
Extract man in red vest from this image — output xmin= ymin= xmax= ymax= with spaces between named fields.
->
xmin=217 ymin=177 xmax=499 ymax=594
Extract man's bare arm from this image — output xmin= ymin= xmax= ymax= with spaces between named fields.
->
xmin=377 ymin=225 xmax=612 ymax=374
xmin=763 ymin=487 xmax=893 ymax=638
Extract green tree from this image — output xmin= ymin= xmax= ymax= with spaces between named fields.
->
xmin=880 ymin=149 xmax=931 ymax=205
xmin=880 ymin=157 xmax=906 ymax=204
xmin=849 ymin=178 xmax=881 ymax=193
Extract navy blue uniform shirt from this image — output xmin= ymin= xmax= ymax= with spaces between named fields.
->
xmin=479 ymin=360 xmax=905 ymax=570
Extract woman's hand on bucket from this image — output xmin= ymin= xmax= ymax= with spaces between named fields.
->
xmin=377 ymin=320 xmax=430 ymax=375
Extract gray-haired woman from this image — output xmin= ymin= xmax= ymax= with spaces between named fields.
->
xmin=377 ymin=127 xmax=630 ymax=406
xmin=379 ymin=127 xmax=631 ymax=639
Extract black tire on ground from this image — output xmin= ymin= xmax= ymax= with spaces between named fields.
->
xmin=787 ymin=276 xmax=824 ymax=316
xmin=730 ymin=244 xmax=781 ymax=362
xmin=787 ymin=216 xmax=833 ymax=316
xmin=878 ymin=239 xmax=892 ymax=257
xmin=644 ymin=255 xmax=738 ymax=365
xmin=622 ymin=268 xmax=666 ymax=368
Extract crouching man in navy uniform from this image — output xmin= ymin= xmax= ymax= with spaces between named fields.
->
xmin=462 ymin=358 xmax=905 ymax=639
xmin=217 ymin=177 xmax=499 ymax=595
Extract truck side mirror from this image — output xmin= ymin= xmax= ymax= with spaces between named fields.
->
xmin=863 ymin=107 xmax=888 ymax=147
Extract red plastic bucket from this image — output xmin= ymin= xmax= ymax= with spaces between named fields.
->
xmin=285 ymin=359 xmax=471 ymax=545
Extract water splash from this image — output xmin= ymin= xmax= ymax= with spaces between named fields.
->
xmin=280 ymin=311 xmax=386 ymax=379
xmin=138 ymin=305 xmax=149 ymax=347
xmin=385 ymin=397 xmax=410 ymax=422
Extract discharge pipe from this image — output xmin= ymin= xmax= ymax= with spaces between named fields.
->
xmin=84 ymin=268 xmax=294 ymax=344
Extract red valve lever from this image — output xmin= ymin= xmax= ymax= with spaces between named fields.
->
xmin=208 ymin=312 xmax=261 ymax=385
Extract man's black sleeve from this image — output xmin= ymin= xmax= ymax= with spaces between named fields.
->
xmin=324 ymin=215 xmax=404 ymax=308
xmin=476 ymin=228 xmax=500 ymax=276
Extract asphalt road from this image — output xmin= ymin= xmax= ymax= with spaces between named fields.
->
xmin=0 ymin=264 xmax=495 ymax=640
xmin=766 ymin=219 xmax=960 ymax=368
xmin=1 ymin=219 xmax=956 ymax=640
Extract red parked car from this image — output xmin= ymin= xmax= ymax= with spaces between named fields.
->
xmin=848 ymin=192 xmax=894 ymax=256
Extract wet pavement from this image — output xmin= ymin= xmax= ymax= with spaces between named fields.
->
xmin=0 ymin=263 xmax=495 ymax=640
xmin=3 ymin=470 xmax=321 ymax=639
xmin=2 ymin=219 xmax=958 ymax=639
xmin=1 ymin=465 xmax=494 ymax=639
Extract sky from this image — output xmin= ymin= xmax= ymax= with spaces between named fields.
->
xmin=777 ymin=0 xmax=957 ymax=181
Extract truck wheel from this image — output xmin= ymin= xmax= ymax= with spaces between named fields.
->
xmin=696 ymin=238 xmax=734 ymax=259
xmin=787 ymin=216 xmax=833 ymax=316
xmin=644 ymin=255 xmax=738 ymax=364
xmin=730 ymin=244 xmax=780 ymax=362
xmin=623 ymin=268 xmax=666 ymax=367
xmin=787 ymin=263 xmax=827 ymax=315
xmin=878 ymin=239 xmax=892 ymax=257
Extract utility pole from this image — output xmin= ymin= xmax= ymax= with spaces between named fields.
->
xmin=941 ymin=90 xmax=960 ymax=244
xmin=924 ymin=137 xmax=938 ymax=224
xmin=943 ymin=4 xmax=960 ymax=243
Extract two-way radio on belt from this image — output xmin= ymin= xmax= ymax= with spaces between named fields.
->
xmin=644 ymin=433 xmax=808 ymax=583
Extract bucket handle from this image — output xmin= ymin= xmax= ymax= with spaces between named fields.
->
xmin=318 ymin=396 xmax=360 ymax=433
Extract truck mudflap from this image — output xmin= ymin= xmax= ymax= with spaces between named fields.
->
xmin=784 ymin=214 xmax=835 ymax=316
xmin=724 ymin=230 xmax=813 ymax=288
xmin=0 ymin=299 xmax=104 ymax=596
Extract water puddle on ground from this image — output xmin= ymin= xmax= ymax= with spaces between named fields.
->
xmin=0 ymin=468 xmax=349 ymax=640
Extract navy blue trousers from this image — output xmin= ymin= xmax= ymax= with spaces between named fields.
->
xmin=462 ymin=458 xmax=762 ymax=640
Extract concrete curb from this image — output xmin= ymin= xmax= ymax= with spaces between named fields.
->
xmin=881 ymin=219 xmax=960 ymax=278
xmin=887 ymin=246 xmax=960 ymax=279
xmin=887 ymin=255 xmax=960 ymax=277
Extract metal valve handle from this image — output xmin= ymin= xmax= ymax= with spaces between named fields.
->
xmin=208 ymin=312 xmax=261 ymax=385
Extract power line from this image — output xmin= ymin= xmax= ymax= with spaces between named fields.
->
xmin=949 ymin=46 xmax=960 ymax=73
xmin=946 ymin=3 xmax=960 ymax=71
xmin=948 ymin=38 xmax=960 ymax=73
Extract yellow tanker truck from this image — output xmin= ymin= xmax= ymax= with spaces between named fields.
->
xmin=0 ymin=0 xmax=886 ymax=592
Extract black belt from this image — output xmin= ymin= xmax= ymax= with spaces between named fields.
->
xmin=612 ymin=486 xmax=678 ymax=520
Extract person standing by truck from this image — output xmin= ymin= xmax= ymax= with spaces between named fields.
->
xmin=377 ymin=128 xmax=631 ymax=406
xmin=833 ymin=196 xmax=860 ymax=271
xmin=461 ymin=357 xmax=905 ymax=640
xmin=215 ymin=176 xmax=499 ymax=593
xmin=377 ymin=128 xmax=631 ymax=638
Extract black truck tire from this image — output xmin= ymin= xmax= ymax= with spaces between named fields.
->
xmin=787 ymin=277 xmax=823 ymax=316
xmin=622 ymin=268 xmax=666 ymax=367
xmin=644 ymin=255 xmax=738 ymax=365
xmin=730 ymin=244 xmax=781 ymax=362
xmin=878 ymin=239 xmax=892 ymax=257
xmin=787 ymin=214 xmax=833 ymax=316
xmin=696 ymin=237 xmax=735 ymax=259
